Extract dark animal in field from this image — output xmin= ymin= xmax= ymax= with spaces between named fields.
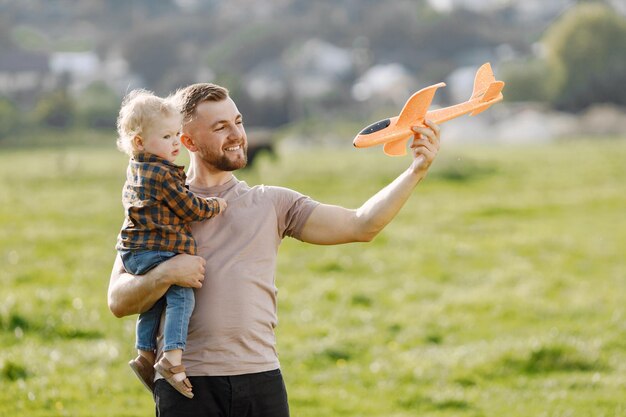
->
xmin=245 ymin=129 xmax=277 ymax=168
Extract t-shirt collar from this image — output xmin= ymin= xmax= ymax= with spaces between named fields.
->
xmin=188 ymin=175 xmax=239 ymax=195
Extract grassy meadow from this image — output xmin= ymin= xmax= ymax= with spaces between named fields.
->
xmin=1 ymin=138 xmax=625 ymax=416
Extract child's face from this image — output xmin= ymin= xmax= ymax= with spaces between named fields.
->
xmin=141 ymin=114 xmax=182 ymax=162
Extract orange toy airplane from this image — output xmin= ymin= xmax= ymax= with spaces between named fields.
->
xmin=353 ymin=62 xmax=504 ymax=156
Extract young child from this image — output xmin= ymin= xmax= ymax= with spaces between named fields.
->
xmin=115 ymin=89 xmax=226 ymax=399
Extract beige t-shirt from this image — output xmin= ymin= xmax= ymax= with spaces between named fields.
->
xmin=155 ymin=176 xmax=319 ymax=376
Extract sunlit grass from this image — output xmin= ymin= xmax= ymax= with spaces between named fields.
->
xmin=1 ymin=139 xmax=625 ymax=416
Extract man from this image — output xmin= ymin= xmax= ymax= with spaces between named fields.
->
xmin=108 ymin=83 xmax=441 ymax=416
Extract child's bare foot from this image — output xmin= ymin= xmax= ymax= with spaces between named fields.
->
xmin=154 ymin=356 xmax=193 ymax=398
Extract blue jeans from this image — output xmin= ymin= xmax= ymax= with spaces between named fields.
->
xmin=120 ymin=250 xmax=195 ymax=352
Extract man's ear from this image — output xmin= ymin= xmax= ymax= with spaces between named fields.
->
xmin=180 ymin=133 xmax=197 ymax=152
xmin=132 ymin=135 xmax=145 ymax=151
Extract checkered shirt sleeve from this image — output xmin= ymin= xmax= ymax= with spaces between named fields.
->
xmin=116 ymin=154 xmax=221 ymax=254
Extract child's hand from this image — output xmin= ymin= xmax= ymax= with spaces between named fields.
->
xmin=214 ymin=197 xmax=227 ymax=214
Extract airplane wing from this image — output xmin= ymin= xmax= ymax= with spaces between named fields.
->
xmin=383 ymin=136 xmax=412 ymax=156
xmin=396 ymin=82 xmax=446 ymax=128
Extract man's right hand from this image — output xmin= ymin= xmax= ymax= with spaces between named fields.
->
xmin=156 ymin=254 xmax=206 ymax=288
xmin=108 ymin=253 xmax=206 ymax=318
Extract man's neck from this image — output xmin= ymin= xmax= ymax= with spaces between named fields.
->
xmin=186 ymin=162 xmax=235 ymax=188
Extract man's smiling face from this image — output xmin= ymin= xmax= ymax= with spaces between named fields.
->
xmin=185 ymin=97 xmax=248 ymax=172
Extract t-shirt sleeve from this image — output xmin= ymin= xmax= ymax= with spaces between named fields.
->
xmin=270 ymin=186 xmax=320 ymax=240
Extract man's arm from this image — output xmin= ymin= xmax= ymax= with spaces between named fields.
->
xmin=299 ymin=122 xmax=440 ymax=245
xmin=107 ymin=253 xmax=206 ymax=318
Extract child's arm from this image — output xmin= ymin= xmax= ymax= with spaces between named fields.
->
xmin=161 ymin=171 xmax=226 ymax=222
xmin=108 ymin=253 xmax=206 ymax=318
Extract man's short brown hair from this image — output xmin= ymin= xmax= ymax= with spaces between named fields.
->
xmin=174 ymin=83 xmax=229 ymax=123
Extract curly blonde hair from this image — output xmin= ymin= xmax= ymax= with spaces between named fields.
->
xmin=116 ymin=89 xmax=180 ymax=155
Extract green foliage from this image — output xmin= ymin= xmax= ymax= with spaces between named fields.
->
xmin=543 ymin=3 xmax=626 ymax=110
xmin=11 ymin=25 xmax=50 ymax=51
xmin=0 ymin=128 xmax=112 ymax=148
xmin=33 ymin=90 xmax=75 ymax=128
xmin=122 ymin=25 xmax=181 ymax=89
xmin=0 ymin=98 xmax=20 ymax=139
xmin=1 ymin=140 xmax=626 ymax=416
xmin=1 ymin=307 xmax=104 ymax=340
xmin=0 ymin=19 xmax=17 ymax=52
xmin=1 ymin=83 xmax=117 ymax=137
xmin=428 ymin=155 xmax=497 ymax=182
xmin=76 ymin=82 xmax=119 ymax=129
xmin=1 ymin=361 xmax=30 ymax=381
xmin=501 ymin=59 xmax=556 ymax=103
xmin=208 ymin=24 xmax=294 ymax=75
xmin=508 ymin=345 xmax=602 ymax=374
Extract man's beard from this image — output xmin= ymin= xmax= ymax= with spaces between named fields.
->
xmin=198 ymin=143 xmax=248 ymax=171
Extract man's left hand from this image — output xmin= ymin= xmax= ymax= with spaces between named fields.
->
xmin=409 ymin=119 xmax=440 ymax=174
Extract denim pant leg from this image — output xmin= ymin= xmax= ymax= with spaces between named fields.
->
xmin=136 ymin=297 xmax=166 ymax=351
xmin=162 ymin=285 xmax=195 ymax=352
xmin=125 ymin=250 xmax=179 ymax=351
xmin=120 ymin=250 xmax=175 ymax=275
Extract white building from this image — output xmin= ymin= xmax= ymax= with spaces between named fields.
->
xmin=351 ymin=63 xmax=416 ymax=106
xmin=0 ymin=50 xmax=53 ymax=96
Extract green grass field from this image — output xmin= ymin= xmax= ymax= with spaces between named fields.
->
xmin=1 ymin=139 xmax=625 ymax=416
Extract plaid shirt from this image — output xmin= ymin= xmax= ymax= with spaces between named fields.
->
xmin=116 ymin=152 xmax=221 ymax=254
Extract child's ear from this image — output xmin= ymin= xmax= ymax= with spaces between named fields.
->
xmin=180 ymin=134 xmax=197 ymax=152
xmin=133 ymin=135 xmax=145 ymax=151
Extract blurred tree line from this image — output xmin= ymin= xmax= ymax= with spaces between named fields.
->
xmin=0 ymin=82 xmax=119 ymax=135
xmin=0 ymin=0 xmax=624 ymax=141
xmin=502 ymin=2 xmax=626 ymax=111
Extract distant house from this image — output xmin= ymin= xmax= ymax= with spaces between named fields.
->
xmin=49 ymin=51 xmax=101 ymax=92
xmin=97 ymin=50 xmax=139 ymax=96
xmin=351 ymin=63 xmax=417 ymax=106
xmin=285 ymin=39 xmax=354 ymax=100
xmin=244 ymin=61 xmax=288 ymax=102
xmin=0 ymin=50 xmax=52 ymax=96
xmin=49 ymin=50 xmax=141 ymax=96
xmin=50 ymin=52 xmax=99 ymax=77
xmin=427 ymin=0 xmax=575 ymax=18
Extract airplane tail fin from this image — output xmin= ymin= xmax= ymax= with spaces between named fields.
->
xmin=470 ymin=63 xmax=496 ymax=100
xmin=469 ymin=63 xmax=505 ymax=116
xmin=470 ymin=81 xmax=505 ymax=115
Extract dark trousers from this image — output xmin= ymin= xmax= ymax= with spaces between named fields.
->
xmin=154 ymin=369 xmax=290 ymax=417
